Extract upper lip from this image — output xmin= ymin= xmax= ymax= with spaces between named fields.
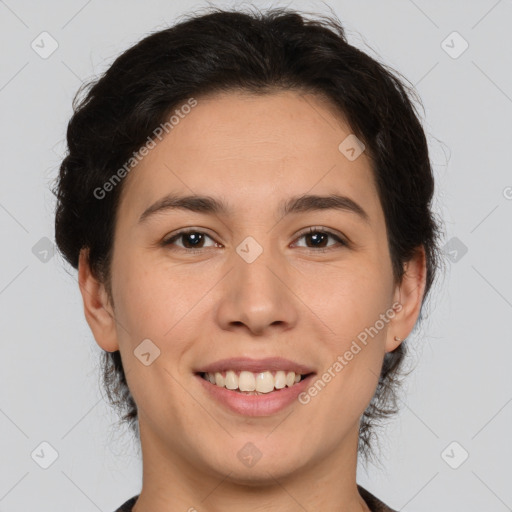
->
xmin=195 ymin=357 xmax=316 ymax=375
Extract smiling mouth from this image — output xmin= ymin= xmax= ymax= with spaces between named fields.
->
xmin=198 ymin=370 xmax=313 ymax=394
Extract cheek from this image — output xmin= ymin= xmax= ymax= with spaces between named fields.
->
xmin=304 ymin=255 xmax=393 ymax=399
xmin=304 ymin=259 xmax=392 ymax=337
xmin=112 ymin=254 xmax=198 ymax=340
xmin=302 ymin=281 xmax=390 ymax=432
xmin=111 ymin=258 xmax=201 ymax=425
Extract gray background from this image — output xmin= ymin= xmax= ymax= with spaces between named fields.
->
xmin=1 ymin=0 xmax=511 ymax=510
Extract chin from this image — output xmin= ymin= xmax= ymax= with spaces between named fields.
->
xmin=204 ymin=441 xmax=310 ymax=485
xmin=219 ymin=461 xmax=302 ymax=487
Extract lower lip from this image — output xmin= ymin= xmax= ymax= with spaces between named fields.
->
xmin=195 ymin=373 xmax=315 ymax=417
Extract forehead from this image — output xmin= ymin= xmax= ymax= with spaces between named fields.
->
xmin=117 ymin=90 xmax=381 ymax=225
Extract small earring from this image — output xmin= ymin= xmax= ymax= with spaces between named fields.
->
xmin=394 ymin=336 xmax=402 ymax=342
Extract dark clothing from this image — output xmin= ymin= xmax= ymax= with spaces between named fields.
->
xmin=357 ymin=485 xmax=397 ymax=511
xmin=114 ymin=485 xmax=396 ymax=511
xmin=114 ymin=495 xmax=137 ymax=511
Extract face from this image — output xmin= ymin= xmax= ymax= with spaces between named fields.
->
xmin=80 ymin=90 xmax=425 ymax=486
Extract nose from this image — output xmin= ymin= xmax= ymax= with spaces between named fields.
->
xmin=215 ymin=242 xmax=299 ymax=336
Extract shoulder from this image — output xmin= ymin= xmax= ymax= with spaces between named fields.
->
xmin=357 ymin=484 xmax=397 ymax=512
xmin=113 ymin=495 xmax=139 ymax=512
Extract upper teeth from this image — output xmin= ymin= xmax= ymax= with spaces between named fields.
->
xmin=203 ymin=370 xmax=302 ymax=393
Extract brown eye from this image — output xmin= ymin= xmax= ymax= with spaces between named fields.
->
xmin=163 ymin=230 xmax=218 ymax=250
xmin=293 ymin=227 xmax=348 ymax=251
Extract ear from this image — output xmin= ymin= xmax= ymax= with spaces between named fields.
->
xmin=386 ymin=245 xmax=427 ymax=352
xmin=78 ymin=248 xmax=119 ymax=352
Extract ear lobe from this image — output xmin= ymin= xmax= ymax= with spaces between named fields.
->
xmin=78 ymin=248 xmax=119 ymax=352
xmin=386 ymin=246 xmax=427 ymax=353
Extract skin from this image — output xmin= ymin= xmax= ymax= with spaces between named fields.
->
xmin=78 ymin=90 xmax=426 ymax=512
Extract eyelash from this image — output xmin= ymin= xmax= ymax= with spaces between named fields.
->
xmin=161 ymin=226 xmax=349 ymax=254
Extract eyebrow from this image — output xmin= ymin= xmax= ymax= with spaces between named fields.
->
xmin=138 ymin=193 xmax=370 ymax=225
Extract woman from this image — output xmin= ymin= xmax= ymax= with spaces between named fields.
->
xmin=53 ymin=6 xmax=443 ymax=511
